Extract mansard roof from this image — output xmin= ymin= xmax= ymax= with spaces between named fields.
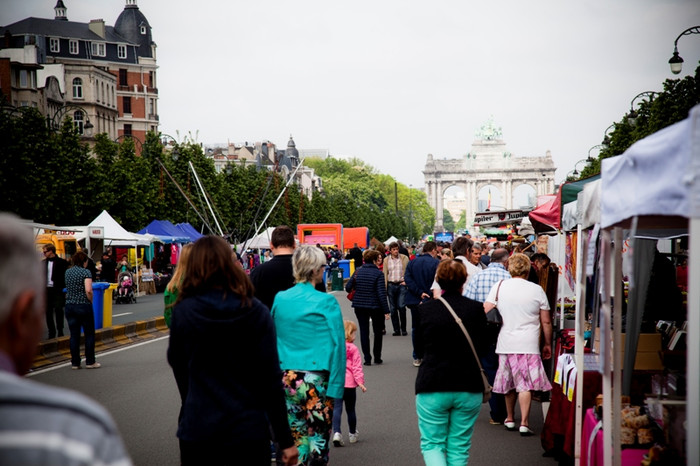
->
xmin=0 ymin=17 xmax=132 ymax=45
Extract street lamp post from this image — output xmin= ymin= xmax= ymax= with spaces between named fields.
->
xmin=668 ymin=26 xmax=700 ymax=74
xmin=114 ymin=134 xmax=143 ymax=152
xmin=159 ymin=133 xmax=180 ymax=160
xmin=601 ymin=124 xmax=616 ymax=147
xmin=48 ymin=105 xmax=93 ymax=136
xmin=588 ymin=144 xmax=605 ymax=161
xmin=627 ymin=91 xmax=658 ymax=126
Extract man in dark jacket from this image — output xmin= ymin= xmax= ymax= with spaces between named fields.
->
xmin=347 ymin=243 xmax=363 ymax=272
xmin=42 ymin=244 xmax=68 ymax=339
xmin=404 ymin=241 xmax=439 ymax=367
xmin=250 ymin=226 xmax=324 ymax=311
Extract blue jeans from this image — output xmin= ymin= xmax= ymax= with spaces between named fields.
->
xmin=332 ymin=387 xmax=358 ymax=434
xmin=416 ymin=391 xmax=482 ymax=466
xmin=386 ymin=283 xmax=407 ymax=334
xmin=64 ymin=303 xmax=96 ymax=367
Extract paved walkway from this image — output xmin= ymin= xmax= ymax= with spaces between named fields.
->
xmin=329 ymin=291 xmax=553 ymax=465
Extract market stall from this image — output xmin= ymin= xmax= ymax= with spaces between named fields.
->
xmin=593 ymin=104 xmax=698 ymax=465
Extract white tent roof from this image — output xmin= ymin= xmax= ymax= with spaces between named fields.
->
xmin=577 ymin=178 xmax=601 ymax=230
xmin=383 ymin=235 xmax=398 ymax=245
xmin=601 ymin=105 xmax=698 ymax=228
xmin=236 ymin=226 xmax=276 ymax=251
xmin=88 ymin=210 xmax=151 ymax=246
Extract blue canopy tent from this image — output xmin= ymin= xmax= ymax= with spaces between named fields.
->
xmin=176 ymin=222 xmax=204 ymax=241
xmin=137 ymin=220 xmax=190 ymax=244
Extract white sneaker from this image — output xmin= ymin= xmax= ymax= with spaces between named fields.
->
xmin=413 ymin=359 xmax=422 ymax=367
xmin=332 ymin=432 xmax=344 ymax=447
xmin=349 ymin=431 xmax=359 ymax=444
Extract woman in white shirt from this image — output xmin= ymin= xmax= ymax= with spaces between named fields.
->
xmin=484 ymin=253 xmax=552 ymax=436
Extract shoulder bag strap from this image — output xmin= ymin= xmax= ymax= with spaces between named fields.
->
xmin=495 ymin=280 xmax=503 ymax=303
xmin=437 ymin=297 xmax=485 ymax=374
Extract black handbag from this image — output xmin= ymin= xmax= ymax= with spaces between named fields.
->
xmin=486 ymin=280 xmax=504 ymax=326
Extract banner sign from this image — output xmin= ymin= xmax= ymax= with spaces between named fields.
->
xmin=473 ymin=209 xmax=529 ymax=227
xmin=88 ymin=226 xmax=104 ymax=239
xmin=434 ymin=232 xmax=454 ymax=243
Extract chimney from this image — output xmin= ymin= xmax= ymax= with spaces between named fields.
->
xmin=89 ymin=19 xmax=106 ymax=39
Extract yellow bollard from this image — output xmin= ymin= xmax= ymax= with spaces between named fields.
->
xmin=103 ymin=283 xmax=118 ymax=327
xmin=349 ymin=260 xmax=355 ymax=277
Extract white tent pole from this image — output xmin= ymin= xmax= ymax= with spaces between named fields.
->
xmin=188 ymin=161 xmax=224 ymax=236
xmin=600 ymin=229 xmax=612 ymax=466
xmin=612 ymin=227 xmax=623 ymax=466
xmin=688 ymin=218 xmax=699 ymax=465
xmin=574 ymin=225 xmax=586 ymax=465
xmin=559 ymin=230 xmax=565 ymax=330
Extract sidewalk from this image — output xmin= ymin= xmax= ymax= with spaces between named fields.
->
xmin=33 ymin=316 xmax=169 ymax=370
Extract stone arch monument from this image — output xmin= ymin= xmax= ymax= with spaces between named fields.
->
xmin=423 ymin=118 xmax=556 ymax=232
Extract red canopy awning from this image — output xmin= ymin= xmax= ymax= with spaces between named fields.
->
xmin=528 ymin=190 xmax=562 ymax=234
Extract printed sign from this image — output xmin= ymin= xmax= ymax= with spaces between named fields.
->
xmin=473 ymin=210 xmax=528 ymax=226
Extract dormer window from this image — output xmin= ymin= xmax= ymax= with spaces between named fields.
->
xmin=49 ymin=37 xmax=60 ymax=53
xmin=91 ymin=42 xmax=106 ymax=57
xmin=140 ymin=25 xmax=147 ymax=35
xmin=118 ymin=44 xmax=127 ymax=59
xmin=69 ymin=39 xmax=78 ymax=54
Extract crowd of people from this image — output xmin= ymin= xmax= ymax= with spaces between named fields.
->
xmin=0 ymin=213 xmax=557 ymax=466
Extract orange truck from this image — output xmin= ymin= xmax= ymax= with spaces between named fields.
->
xmin=28 ymin=222 xmax=81 ymax=260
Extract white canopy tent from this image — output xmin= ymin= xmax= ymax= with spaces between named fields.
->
xmin=595 ymin=105 xmax=699 ymax=465
xmin=87 ymin=210 xmax=152 ymax=247
xmin=236 ymin=226 xmax=276 ymax=251
xmin=383 ymin=235 xmax=398 ymax=246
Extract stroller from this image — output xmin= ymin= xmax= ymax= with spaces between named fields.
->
xmin=115 ymin=271 xmax=136 ymax=304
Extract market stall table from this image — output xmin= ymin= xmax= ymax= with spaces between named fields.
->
xmin=581 ymin=408 xmax=647 ymax=466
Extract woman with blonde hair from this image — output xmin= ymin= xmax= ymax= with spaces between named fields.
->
xmin=484 ymin=253 xmax=552 ymax=436
xmin=163 ymin=243 xmax=193 ymax=328
xmin=272 ymin=245 xmax=346 ymax=465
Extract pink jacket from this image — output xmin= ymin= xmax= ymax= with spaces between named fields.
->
xmin=345 ymin=342 xmax=365 ymax=388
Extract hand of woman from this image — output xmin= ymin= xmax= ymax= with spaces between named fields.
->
xmin=358 ymin=383 xmax=367 ymax=392
xmin=384 ymin=313 xmax=390 ymax=320
xmin=280 ymin=445 xmax=299 ymax=466
xmin=542 ymin=344 xmax=552 ymax=360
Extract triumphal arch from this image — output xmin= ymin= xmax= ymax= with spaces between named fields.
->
xmin=423 ymin=119 xmax=557 ymax=232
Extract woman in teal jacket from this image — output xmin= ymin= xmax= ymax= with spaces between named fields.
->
xmin=272 ymin=245 xmax=346 ymax=466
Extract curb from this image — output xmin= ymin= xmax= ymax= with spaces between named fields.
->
xmin=34 ymin=316 xmax=169 ymax=370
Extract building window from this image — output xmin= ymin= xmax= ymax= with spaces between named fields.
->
xmin=72 ymin=77 xmax=83 ymax=98
xmin=91 ymin=42 xmax=106 ymax=57
xmin=149 ymin=98 xmax=155 ymax=115
xmin=140 ymin=25 xmax=147 ymax=35
xmin=118 ymin=44 xmax=127 ymax=59
xmin=49 ymin=37 xmax=60 ymax=53
xmin=19 ymin=70 xmax=28 ymax=88
xmin=73 ymin=111 xmax=84 ymax=135
xmin=119 ymin=69 xmax=127 ymax=86
xmin=69 ymin=40 xmax=78 ymax=55
xmin=123 ymin=96 xmax=131 ymax=114
xmin=124 ymin=124 xmax=132 ymax=136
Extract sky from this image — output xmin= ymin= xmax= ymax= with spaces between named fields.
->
xmin=2 ymin=0 xmax=700 ymax=192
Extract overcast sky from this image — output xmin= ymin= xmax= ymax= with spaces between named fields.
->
xmin=3 ymin=0 xmax=700 ymax=192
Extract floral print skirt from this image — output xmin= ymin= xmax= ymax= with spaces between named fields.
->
xmin=493 ymin=353 xmax=553 ymax=393
xmin=282 ymin=370 xmax=334 ymax=465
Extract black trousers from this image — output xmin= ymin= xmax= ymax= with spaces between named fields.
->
xmin=45 ymin=288 xmax=65 ymax=338
xmin=354 ymin=307 xmax=385 ymax=364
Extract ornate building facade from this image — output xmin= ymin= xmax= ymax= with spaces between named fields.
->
xmin=0 ymin=0 xmax=158 ymax=149
xmin=423 ymin=118 xmax=556 ymax=232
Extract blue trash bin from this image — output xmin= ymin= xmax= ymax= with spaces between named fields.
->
xmin=338 ymin=259 xmax=350 ymax=279
xmin=92 ymin=282 xmax=109 ymax=330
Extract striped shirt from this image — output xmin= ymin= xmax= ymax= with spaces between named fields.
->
xmin=0 ymin=369 xmax=132 ymax=466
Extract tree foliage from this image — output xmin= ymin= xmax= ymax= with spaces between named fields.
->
xmin=578 ymin=64 xmax=700 ymax=180
xmin=0 ymin=110 xmax=435 ymax=244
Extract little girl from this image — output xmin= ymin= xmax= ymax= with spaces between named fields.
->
xmin=332 ymin=320 xmax=367 ymax=447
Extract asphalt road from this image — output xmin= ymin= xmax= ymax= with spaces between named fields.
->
xmin=31 ymin=291 xmax=552 ymax=465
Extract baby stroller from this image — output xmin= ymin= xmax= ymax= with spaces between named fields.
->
xmin=115 ymin=271 xmax=136 ymax=304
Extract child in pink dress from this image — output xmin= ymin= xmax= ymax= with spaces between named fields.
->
xmin=332 ymin=320 xmax=367 ymax=447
